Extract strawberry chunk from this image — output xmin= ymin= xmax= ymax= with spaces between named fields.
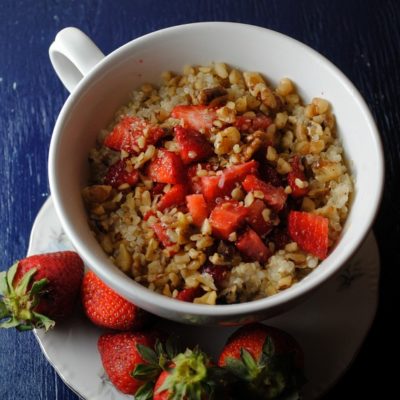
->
xmin=176 ymin=287 xmax=204 ymax=302
xmin=186 ymin=194 xmax=209 ymax=227
xmin=201 ymin=160 xmax=259 ymax=203
xmin=288 ymin=211 xmax=329 ymax=259
xmin=242 ymin=174 xmax=287 ymax=211
xmin=171 ymin=105 xmax=217 ymax=132
xmin=287 ymin=156 xmax=309 ymax=198
xmin=157 ymin=184 xmax=187 ymax=211
xmin=209 ymin=201 xmax=248 ymax=240
xmin=104 ymin=116 xmax=164 ymax=154
xmin=187 ymin=163 xmax=214 ymax=194
xmin=235 ymin=114 xmax=272 ymax=133
xmin=246 ymin=199 xmax=274 ymax=236
xmin=104 ymin=159 xmax=139 ymax=188
xmin=147 ymin=149 xmax=185 ymax=184
xmin=200 ymin=175 xmax=223 ymax=203
xmin=236 ymin=228 xmax=271 ymax=263
xmin=151 ymin=222 xmax=174 ymax=248
xmin=174 ymin=126 xmax=214 ymax=164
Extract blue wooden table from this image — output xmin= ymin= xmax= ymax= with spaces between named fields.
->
xmin=1 ymin=0 xmax=399 ymax=398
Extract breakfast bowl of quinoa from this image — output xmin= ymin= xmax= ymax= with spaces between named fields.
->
xmin=48 ymin=23 xmax=383 ymax=325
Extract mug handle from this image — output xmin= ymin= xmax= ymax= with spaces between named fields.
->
xmin=49 ymin=27 xmax=105 ymax=93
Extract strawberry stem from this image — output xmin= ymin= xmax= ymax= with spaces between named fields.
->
xmin=0 ymin=264 xmax=55 ymax=331
xmin=157 ymin=348 xmax=211 ymax=400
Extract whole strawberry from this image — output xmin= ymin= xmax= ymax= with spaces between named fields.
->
xmin=0 ymin=251 xmax=84 ymax=331
xmin=81 ymin=270 xmax=148 ymax=330
xmin=98 ymin=330 xmax=161 ymax=396
xmin=218 ymin=323 xmax=305 ymax=399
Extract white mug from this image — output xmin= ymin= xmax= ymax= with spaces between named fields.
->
xmin=48 ymin=23 xmax=384 ymax=325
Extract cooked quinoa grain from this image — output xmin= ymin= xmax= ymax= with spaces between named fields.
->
xmin=83 ymin=63 xmax=353 ymax=304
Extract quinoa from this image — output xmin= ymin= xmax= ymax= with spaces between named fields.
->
xmin=82 ymin=63 xmax=353 ymax=305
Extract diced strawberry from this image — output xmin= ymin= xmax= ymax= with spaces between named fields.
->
xmin=186 ymin=194 xmax=209 ymax=227
xmin=200 ymin=160 xmax=259 ymax=203
xmin=242 ymin=174 xmax=287 ymax=211
xmin=223 ymin=160 xmax=259 ymax=182
xmin=157 ymin=184 xmax=187 ymax=211
xmin=209 ymin=201 xmax=248 ymax=240
xmin=235 ymin=114 xmax=272 ymax=133
xmin=151 ymin=222 xmax=175 ymax=248
xmin=171 ymin=105 xmax=217 ymax=132
xmin=104 ymin=159 xmax=139 ymax=188
xmin=288 ymin=211 xmax=329 ymax=259
xmin=236 ymin=228 xmax=271 ymax=263
xmin=176 ymin=287 xmax=204 ymax=302
xmin=287 ymin=156 xmax=309 ymax=198
xmin=104 ymin=116 xmax=164 ymax=154
xmin=187 ymin=163 xmax=214 ymax=194
xmin=200 ymin=175 xmax=222 ymax=203
xmin=246 ymin=199 xmax=274 ymax=236
xmin=174 ymin=126 xmax=214 ymax=164
xmin=147 ymin=149 xmax=185 ymax=184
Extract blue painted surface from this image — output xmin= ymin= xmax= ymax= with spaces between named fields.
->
xmin=0 ymin=0 xmax=399 ymax=398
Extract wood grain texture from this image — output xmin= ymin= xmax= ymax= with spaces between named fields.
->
xmin=0 ymin=0 xmax=399 ymax=398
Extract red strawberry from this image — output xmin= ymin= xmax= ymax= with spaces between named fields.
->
xmin=187 ymin=163 xmax=214 ymax=194
xmin=201 ymin=160 xmax=259 ymax=203
xmin=98 ymin=330 xmax=160 ymax=395
xmin=209 ymin=201 xmax=248 ymax=240
xmin=81 ymin=271 xmax=148 ymax=331
xmin=246 ymin=199 xmax=274 ymax=236
xmin=174 ymin=126 xmax=214 ymax=164
xmin=104 ymin=159 xmax=139 ymax=188
xmin=157 ymin=184 xmax=187 ymax=212
xmin=235 ymin=228 xmax=270 ymax=263
xmin=287 ymin=156 xmax=309 ymax=198
xmin=235 ymin=114 xmax=272 ymax=133
xmin=288 ymin=211 xmax=329 ymax=259
xmin=171 ymin=105 xmax=217 ymax=132
xmin=175 ymin=287 xmax=204 ymax=302
xmin=186 ymin=194 xmax=209 ymax=227
xmin=0 ymin=251 xmax=84 ymax=331
xmin=104 ymin=116 xmax=164 ymax=154
xmin=147 ymin=149 xmax=185 ymax=184
xmin=153 ymin=348 xmax=217 ymax=400
xmin=218 ymin=323 xmax=305 ymax=399
xmin=242 ymin=174 xmax=287 ymax=211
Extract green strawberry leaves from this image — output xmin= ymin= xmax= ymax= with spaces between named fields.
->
xmin=132 ymin=337 xmax=181 ymax=399
xmin=0 ymin=264 xmax=55 ymax=331
xmin=156 ymin=347 xmax=221 ymax=400
xmin=134 ymin=381 xmax=154 ymax=400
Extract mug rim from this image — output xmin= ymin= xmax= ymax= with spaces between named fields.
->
xmin=48 ymin=21 xmax=384 ymax=318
